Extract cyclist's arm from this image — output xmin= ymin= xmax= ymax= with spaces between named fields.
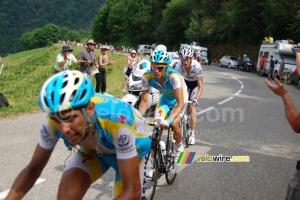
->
xmin=116 ymin=156 xmax=141 ymax=199
xmin=6 ymin=144 xmax=53 ymax=200
xmin=196 ymin=76 xmax=203 ymax=99
xmin=139 ymin=76 xmax=150 ymax=115
xmin=138 ymin=90 xmax=149 ymax=115
xmin=168 ymin=87 xmax=184 ymax=122
xmin=297 ymin=52 xmax=300 ymax=75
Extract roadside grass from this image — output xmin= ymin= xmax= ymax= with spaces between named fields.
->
xmin=0 ymin=44 xmax=129 ymax=118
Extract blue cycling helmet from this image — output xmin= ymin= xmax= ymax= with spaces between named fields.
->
xmin=149 ymin=50 xmax=171 ymax=65
xmin=38 ymin=70 xmax=95 ymax=113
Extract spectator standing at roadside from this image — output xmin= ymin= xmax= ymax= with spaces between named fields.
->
xmin=122 ymin=50 xmax=139 ymax=92
xmin=279 ymin=55 xmax=286 ymax=81
xmin=259 ymin=54 xmax=266 ymax=77
xmin=95 ymin=45 xmax=116 ymax=94
xmin=110 ymin=45 xmax=114 ymax=55
xmin=268 ymin=55 xmax=275 ymax=80
xmin=196 ymin=52 xmax=202 ymax=64
xmin=78 ymin=39 xmax=99 ymax=80
xmin=53 ymin=46 xmax=82 ymax=74
xmin=265 ymin=77 xmax=300 ymax=200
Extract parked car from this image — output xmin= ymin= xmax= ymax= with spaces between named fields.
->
xmin=218 ymin=55 xmax=238 ymax=69
xmin=137 ymin=44 xmax=152 ymax=54
xmin=290 ymin=67 xmax=300 ymax=85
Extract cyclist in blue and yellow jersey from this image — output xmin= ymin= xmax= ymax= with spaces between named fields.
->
xmin=138 ymin=50 xmax=188 ymax=176
xmin=175 ymin=44 xmax=203 ymax=145
xmin=6 ymin=70 xmax=150 ymax=200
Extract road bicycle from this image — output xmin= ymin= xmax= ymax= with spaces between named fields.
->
xmin=181 ymin=100 xmax=195 ymax=148
xmin=144 ymin=121 xmax=178 ymax=200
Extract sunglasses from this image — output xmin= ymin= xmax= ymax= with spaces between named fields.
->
xmin=151 ymin=65 xmax=166 ymax=72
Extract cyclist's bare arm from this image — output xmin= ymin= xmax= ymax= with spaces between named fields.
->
xmin=117 ymin=156 xmax=141 ymax=199
xmin=138 ymin=90 xmax=149 ymax=115
xmin=169 ymin=88 xmax=184 ymax=121
xmin=196 ymin=76 xmax=203 ymax=100
xmin=6 ymin=144 xmax=53 ymax=200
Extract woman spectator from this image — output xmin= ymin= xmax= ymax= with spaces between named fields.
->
xmin=122 ymin=50 xmax=139 ymax=92
xmin=95 ymin=45 xmax=115 ymax=94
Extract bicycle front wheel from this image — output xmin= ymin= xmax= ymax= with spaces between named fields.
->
xmin=183 ymin=120 xmax=189 ymax=148
xmin=165 ymin=128 xmax=178 ymax=185
xmin=145 ymin=149 xmax=159 ymax=200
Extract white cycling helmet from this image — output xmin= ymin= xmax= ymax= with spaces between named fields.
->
xmin=180 ymin=45 xmax=193 ymax=59
xmin=154 ymin=44 xmax=167 ymax=52
xmin=38 ymin=70 xmax=95 ymax=113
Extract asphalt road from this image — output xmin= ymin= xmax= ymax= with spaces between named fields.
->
xmin=1 ymin=65 xmax=300 ymax=200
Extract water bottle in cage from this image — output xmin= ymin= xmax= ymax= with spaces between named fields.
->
xmin=159 ymin=141 xmax=166 ymax=156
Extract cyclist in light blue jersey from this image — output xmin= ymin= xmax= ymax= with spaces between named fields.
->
xmin=139 ymin=50 xmax=188 ymax=177
xmin=7 ymin=70 xmax=150 ymax=200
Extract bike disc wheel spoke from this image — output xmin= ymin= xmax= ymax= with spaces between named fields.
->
xmin=145 ymin=149 xmax=159 ymax=199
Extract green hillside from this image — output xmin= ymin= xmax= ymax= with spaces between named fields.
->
xmin=0 ymin=44 xmax=129 ymax=118
xmin=0 ymin=0 xmax=106 ymax=55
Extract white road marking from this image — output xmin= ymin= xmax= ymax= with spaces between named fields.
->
xmin=218 ymin=97 xmax=234 ymax=105
xmin=235 ymin=90 xmax=242 ymax=95
xmin=0 ymin=178 xmax=45 ymax=200
xmin=197 ymin=107 xmax=215 ymax=115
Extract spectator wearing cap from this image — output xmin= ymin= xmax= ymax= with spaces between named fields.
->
xmin=122 ymin=50 xmax=139 ymax=92
xmin=95 ymin=45 xmax=116 ymax=94
xmin=53 ymin=46 xmax=82 ymax=74
xmin=78 ymin=39 xmax=99 ymax=80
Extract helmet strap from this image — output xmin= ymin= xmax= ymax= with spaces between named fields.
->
xmin=81 ymin=108 xmax=92 ymax=140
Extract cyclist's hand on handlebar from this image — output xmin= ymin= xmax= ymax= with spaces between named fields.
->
xmin=192 ymin=98 xmax=198 ymax=106
xmin=159 ymin=119 xmax=169 ymax=128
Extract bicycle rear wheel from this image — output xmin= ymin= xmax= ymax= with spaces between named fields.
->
xmin=145 ymin=149 xmax=159 ymax=200
xmin=165 ymin=128 xmax=178 ymax=185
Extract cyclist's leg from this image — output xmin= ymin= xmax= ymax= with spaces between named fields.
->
xmin=172 ymin=112 xmax=182 ymax=144
xmin=112 ymin=156 xmax=146 ymax=199
xmin=144 ymin=96 xmax=172 ymax=173
xmin=58 ymin=150 xmax=110 ymax=199
xmin=189 ymin=86 xmax=198 ymax=135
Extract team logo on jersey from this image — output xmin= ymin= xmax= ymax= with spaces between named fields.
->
xmin=158 ymin=109 xmax=163 ymax=117
xmin=118 ymin=134 xmax=130 ymax=147
xmin=82 ymin=153 xmax=94 ymax=165
xmin=117 ymin=115 xmax=130 ymax=124
xmin=170 ymin=76 xmax=179 ymax=85
xmin=40 ymin=124 xmax=55 ymax=144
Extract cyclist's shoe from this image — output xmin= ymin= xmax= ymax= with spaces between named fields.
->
xmin=188 ymin=135 xmax=195 ymax=145
xmin=145 ymin=168 xmax=154 ymax=179
xmin=175 ymin=143 xmax=184 ymax=165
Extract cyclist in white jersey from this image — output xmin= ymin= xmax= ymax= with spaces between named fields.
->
xmin=174 ymin=44 xmax=203 ymax=145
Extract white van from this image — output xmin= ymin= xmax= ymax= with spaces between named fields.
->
xmin=257 ymin=40 xmax=296 ymax=77
xmin=137 ymin=44 xmax=152 ymax=55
